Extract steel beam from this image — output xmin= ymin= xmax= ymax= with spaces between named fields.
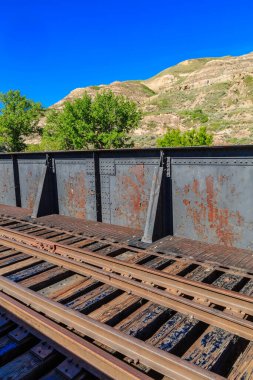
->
xmin=12 ymin=155 xmax=21 ymax=207
xmin=31 ymin=164 xmax=48 ymax=218
xmin=142 ymin=166 xmax=163 ymax=243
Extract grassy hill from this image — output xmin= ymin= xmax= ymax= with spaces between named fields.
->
xmin=50 ymin=52 xmax=253 ymax=147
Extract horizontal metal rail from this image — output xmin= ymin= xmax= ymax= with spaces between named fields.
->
xmin=2 ymin=216 xmax=252 ymax=278
xmin=0 ymin=291 xmax=148 ymax=380
xmin=0 ymin=277 xmax=223 ymax=380
xmin=0 ymin=226 xmax=252 ymax=316
xmin=0 ymin=232 xmax=252 ymax=340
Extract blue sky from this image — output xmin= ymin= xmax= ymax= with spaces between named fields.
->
xmin=1 ymin=0 xmax=253 ymax=107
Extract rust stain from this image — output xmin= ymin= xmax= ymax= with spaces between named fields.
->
xmin=129 ymin=165 xmax=146 ymax=186
xmin=218 ymin=174 xmax=229 ymax=185
xmin=184 ymin=200 xmax=207 ymax=239
xmin=206 ymin=176 xmax=215 ymax=223
xmin=183 ymin=184 xmax=190 ymax=194
xmin=115 ymin=165 xmax=148 ymax=229
xmin=192 ymin=179 xmax=201 ymax=196
xmin=181 ymin=175 xmax=244 ymax=246
xmin=235 ymin=211 xmax=244 ymax=226
xmin=27 ymin=194 xmax=34 ymax=210
xmin=65 ymin=173 xmax=86 ymax=219
xmin=26 ymin=170 xmax=38 ymax=210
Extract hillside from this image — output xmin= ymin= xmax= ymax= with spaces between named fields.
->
xmin=50 ymin=52 xmax=253 ymax=147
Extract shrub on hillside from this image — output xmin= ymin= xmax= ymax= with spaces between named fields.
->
xmin=181 ymin=109 xmax=209 ymax=123
xmin=156 ymin=126 xmax=213 ymax=147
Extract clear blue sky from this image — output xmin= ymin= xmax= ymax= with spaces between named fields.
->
xmin=1 ymin=0 xmax=253 ymax=107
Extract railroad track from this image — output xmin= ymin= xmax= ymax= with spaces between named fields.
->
xmin=0 ymin=215 xmax=252 ymax=379
xmin=0 ymin=305 xmax=107 ymax=380
xmin=1 ymin=215 xmax=253 ymax=281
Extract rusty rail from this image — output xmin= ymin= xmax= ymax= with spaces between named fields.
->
xmin=0 ymin=277 xmax=223 ymax=380
xmin=0 ymin=229 xmax=252 ymax=341
xmin=0 ymin=226 xmax=252 ymax=316
xmin=1 ymin=215 xmax=252 ymax=279
xmin=0 ymin=291 xmax=149 ymax=380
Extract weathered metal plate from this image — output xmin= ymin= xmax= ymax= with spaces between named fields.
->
xmin=17 ymin=159 xmax=45 ymax=209
xmin=0 ymin=160 xmax=16 ymax=206
xmin=55 ymin=158 xmax=96 ymax=220
xmin=100 ymin=158 xmax=160 ymax=230
xmin=172 ymin=158 xmax=253 ymax=249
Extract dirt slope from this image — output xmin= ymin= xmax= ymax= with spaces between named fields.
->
xmin=50 ymin=52 xmax=253 ymax=147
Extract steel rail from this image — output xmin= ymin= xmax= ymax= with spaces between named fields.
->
xmin=0 ymin=291 xmax=150 ymax=380
xmin=0 ymin=234 xmax=252 ymax=340
xmin=1 ymin=216 xmax=252 ymax=278
xmin=0 ymin=277 xmax=224 ymax=380
xmin=0 ymin=226 xmax=252 ymax=316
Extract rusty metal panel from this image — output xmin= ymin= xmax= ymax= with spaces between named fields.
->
xmin=0 ymin=159 xmax=16 ymax=206
xmin=55 ymin=158 xmax=96 ymax=220
xmin=100 ymin=158 xmax=160 ymax=230
xmin=172 ymin=158 xmax=253 ymax=250
xmin=18 ymin=159 xmax=45 ymax=209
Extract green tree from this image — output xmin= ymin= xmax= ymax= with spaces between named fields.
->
xmin=43 ymin=90 xmax=142 ymax=150
xmin=0 ymin=90 xmax=42 ymax=152
xmin=156 ymin=126 xmax=213 ymax=147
